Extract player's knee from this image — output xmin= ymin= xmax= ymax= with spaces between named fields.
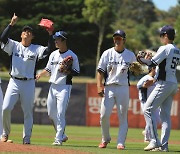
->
xmin=100 ymin=114 xmax=109 ymax=122
xmin=57 ymin=113 xmax=65 ymax=120
xmin=48 ymin=113 xmax=55 ymax=120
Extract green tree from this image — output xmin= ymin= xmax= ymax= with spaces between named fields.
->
xmin=174 ymin=15 xmax=180 ymax=47
xmin=0 ymin=0 xmax=97 ymax=75
xmin=112 ymin=0 xmax=157 ymax=52
xmin=147 ymin=22 xmax=165 ymax=49
xmin=82 ymin=0 xmax=116 ymax=74
xmin=112 ymin=19 xmax=150 ymax=52
xmin=117 ymin=0 xmax=156 ymax=27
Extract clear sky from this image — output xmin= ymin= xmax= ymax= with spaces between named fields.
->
xmin=152 ymin=0 xmax=178 ymax=11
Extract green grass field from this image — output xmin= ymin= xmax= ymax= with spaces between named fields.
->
xmin=7 ymin=124 xmax=180 ymax=154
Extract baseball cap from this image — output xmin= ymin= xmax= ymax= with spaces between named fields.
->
xmin=53 ymin=31 xmax=68 ymax=40
xmin=113 ymin=30 xmax=126 ymax=39
xmin=22 ymin=25 xmax=33 ymax=33
xmin=159 ymin=25 xmax=175 ymax=39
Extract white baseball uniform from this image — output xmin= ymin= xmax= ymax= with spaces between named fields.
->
xmin=1 ymin=38 xmax=48 ymax=142
xmin=97 ymin=47 xmax=136 ymax=146
xmin=137 ymin=74 xmax=161 ymax=142
xmin=45 ymin=49 xmax=79 ymax=143
xmin=137 ymin=74 xmax=156 ymax=111
xmin=0 ymin=78 xmax=3 ymax=138
xmin=143 ymin=44 xmax=180 ymax=150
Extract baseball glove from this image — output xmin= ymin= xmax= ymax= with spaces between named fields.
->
xmin=137 ymin=50 xmax=147 ymax=64
xmin=38 ymin=18 xmax=54 ymax=31
xmin=129 ymin=62 xmax=143 ymax=76
xmin=59 ymin=56 xmax=73 ymax=74
xmin=137 ymin=50 xmax=147 ymax=58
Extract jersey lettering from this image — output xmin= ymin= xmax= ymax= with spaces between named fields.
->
xmin=121 ymin=69 xmax=126 ymax=73
xmin=14 ymin=53 xmax=36 ymax=60
xmin=14 ymin=53 xmax=24 ymax=58
xmin=174 ymin=49 xmax=180 ymax=55
xmin=171 ymin=57 xmax=180 ymax=69
xmin=50 ymin=61 xmax=59 ymax=65
xmin=28 ymin=55 xmax=35 ymax=60
xmin=108 ymin=61 xmax=122 ymax=65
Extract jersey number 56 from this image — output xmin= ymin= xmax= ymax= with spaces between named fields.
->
xmin=171 ymin=57 xmax=180 ymax=69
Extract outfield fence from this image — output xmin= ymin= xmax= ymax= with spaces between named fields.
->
xmin=1 ymin=80 xmax=180 ymax=129
xmin=86 ymin=83 xmax=180 ymax=129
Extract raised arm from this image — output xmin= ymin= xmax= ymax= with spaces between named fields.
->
xmin=42 ymin=27 xmax=55 ymax=56
xmin=0 ymin=13 xmax=18 ymax=44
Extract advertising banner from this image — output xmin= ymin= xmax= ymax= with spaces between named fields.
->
xmin=86 ymin=83 xmax=180 ymax=129
xmin=1 ymin=80 xmax=86 ymax=125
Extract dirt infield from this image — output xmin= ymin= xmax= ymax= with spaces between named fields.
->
xmin=1 ymin=138 xmax=179 ymax=153
xmin=0 ymin=142 xmax=88 ymax=154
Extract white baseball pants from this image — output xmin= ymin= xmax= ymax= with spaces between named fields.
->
xmin=143 ymin=80 xmax=178 ymax=149
xmin=140 ymin=101 xmax=161 ymax=141
xmin=2 ymin=78 xmax=35 ymax=139
xmin=100 ymin=84 xmax=129 ymax=146
xmin=47 ymin=83 xmax=71 ymax=142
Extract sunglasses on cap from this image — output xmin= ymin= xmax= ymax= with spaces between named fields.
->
xmin=53 ymin=31 xmax=67 ymax=40
xmin=160 ymin=32 xmax=166 ymax=37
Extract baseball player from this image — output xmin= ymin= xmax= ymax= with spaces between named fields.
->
xmin=0 ymin=13 xmax=54 ymax=144
xmin=137 ymin=25 xmax=180 ymax=152
xmin=36 ymin=31 xmax=80 ymax=146
xmin=137 ymin=66 xmax=161 ymax=143
xmin=97 ymin=30 xmax=136 ymax=150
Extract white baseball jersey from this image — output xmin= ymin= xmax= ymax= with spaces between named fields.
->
xmin=137 ymin=75 xmax=156 ymax=103
xmin=45 ymin=49 xmax=80 ymax=84
xmin=143 ymin=43 xmax=180 ymax=149
xmin=1 ymin=38 xmax=47 ymax=79
xmin=151 ymin=44 xmax=180 ymax=83
xmin=97 ymin=47 xmax=136 ymax=86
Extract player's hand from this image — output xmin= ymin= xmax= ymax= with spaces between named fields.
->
xmin=35 ymin=74 xmax=41 ymax=81
xmin=145 ymin=52 xmax=152 ymax=59
xmin=97 ymin=85 xmax=104 ymax=97
xmin=143 ymin=79 xmax=154 ymax=88
xmin=46 ymin=26 xmax=54 ymax=35
xmin=38 ymin=18 xmax=54 ymax=35
xmin=10 ymin=13 xmax=18 ymax=26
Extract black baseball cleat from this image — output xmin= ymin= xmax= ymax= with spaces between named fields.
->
xmin=62 ymin=136 xmax=68 ymax=142
xmin=23 ymin=137 xmax=30 ymax=144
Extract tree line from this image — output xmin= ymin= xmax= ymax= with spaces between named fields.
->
xmin=0 ymin=0 xmax=179 ymax=77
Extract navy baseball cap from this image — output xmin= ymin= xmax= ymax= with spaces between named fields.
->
xmin=159 ymin=25 xmax=175 ymax=39
xmin=53 ymin=31 xmax=68 ymax=40
xmin=22 ymin=25 xmax=33 ymax=33
xmin=113 ymin=30 xmax=126 ymax=39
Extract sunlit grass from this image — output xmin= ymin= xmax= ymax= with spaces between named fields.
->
xmin=8 ymin=124 xmax=180 ymax=154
